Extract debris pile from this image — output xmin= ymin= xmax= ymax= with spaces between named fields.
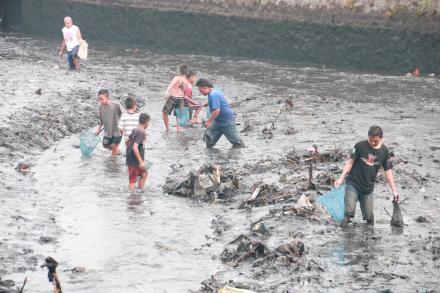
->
xmin=163 ymin=164 xmax=240 ymax=203
xmin=201 ymin=276 xmax=258 ymax=293
xmin=220 ymin=231 xmax=308 ymax=267
xmin=239 ymin=183 xmax=293 ymax=208
xmin=220 ymin=235 xmax=270 ymax=267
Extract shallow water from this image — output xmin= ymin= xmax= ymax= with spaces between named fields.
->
xmin=1 ymin=30 xmax=440 ymax=292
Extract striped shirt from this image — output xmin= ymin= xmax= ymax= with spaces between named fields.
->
xmin=118 ymin=112 xmax=139 ymax=142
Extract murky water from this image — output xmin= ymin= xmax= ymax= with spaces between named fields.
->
xmin=1 ymin=30 xmax=440 ymax=292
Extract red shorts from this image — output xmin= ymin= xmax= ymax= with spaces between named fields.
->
xmin=128 ymin=166 xmax=147 ymax=184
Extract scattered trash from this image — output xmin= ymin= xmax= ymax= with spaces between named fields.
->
xmin=71 ymin=267 xmax=86 ymax=273
xmin=241 ymin=121 xmax=254 ymax=133
xmin=201 ymin=276 xmax=257 ymax=293
xmin=261 ymin=127 xmax=273 ymax=139
xmin=390 ymin=200 xmax=404 ymax=227
xmin=239 ymin=183 xmax=291 ymax=208
xmin=251 ymin=222 xmax=269 ymax=236
xmin=220 ymin=235 xmax=270 ymax=266
xmin=275 ymin=239 xmax=305 ymax=257
xmin=317 ymin=185 xmax=345 ymax=221
xmin=415 ymin=215 xmax=429 ymax=223
xmin=293 ymin=194 xmax=314 ymax=214
xmin=279 ymin=174 xmax=288 ymax=183
xmin=285 ymin=126 xmax=298 ymax=135
xmin=262 ymin=98 xmax=294 ymax=138
xmin=306 ymin=145 xmax=319 ymax=155
xmin=39 ymin=236 xmax=56 ymax=245
xmin=35 ymin=88 xmax=42 ymax=95
xmin=218 ymin=287 xmax=256 ymax=293
xmin=17 ymin=163 xmax=30 ymax=174
xmin=163 ymin=164 xmax=239 ymax=203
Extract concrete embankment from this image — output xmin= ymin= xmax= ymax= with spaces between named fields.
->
xmin=3 ymin=0 xmax=440 ymax=73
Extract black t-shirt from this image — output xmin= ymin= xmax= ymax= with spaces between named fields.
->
xmin=126 ymin=127 xmax=146 ymax=166
xmin=346 ymin=140 xmax=393 ymax=194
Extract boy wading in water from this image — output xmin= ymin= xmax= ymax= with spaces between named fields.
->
xmin=58 ymin=16 xmax=82 ymax=71
xmin=162 ymin=64 xmax=190 ymax=131
xmin=196 ymin=78 xmax=244 ymax=148
xmin=334 ymin=126 xmax=400 ymax=227
xmin=119 ymin=96 xmax=140 ymax=147
xmin=96 ymin=89 xmax=123 ymax=156
xmin=184 ymin=70 xmax=203 ymax=124
xmin=126 ymin=113 xmax=150 ymax=190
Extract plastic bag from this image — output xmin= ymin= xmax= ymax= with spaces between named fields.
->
xmin=318 ymin=185 xmax=345 ymax=221
xmin=78 ymin=40 xmax=88 ymax=59
xmin=390 ymin=200 xmax=404 ymax=227
xmin=80 ymin=131 xmax=100 ymax=156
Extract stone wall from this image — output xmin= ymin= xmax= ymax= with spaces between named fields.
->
xmin=59 ymin=0 xmax=440 ymax=29
xmin=16 ymin=0 xmax=440 ymax=73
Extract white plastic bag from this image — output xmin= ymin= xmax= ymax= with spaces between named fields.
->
xmin=78 ymin=40 xmax=88 ymax=60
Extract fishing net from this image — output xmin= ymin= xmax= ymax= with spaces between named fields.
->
xmin=145 ymin=160 xmax=153 ymax=171
xmin=318 ymin=185 xmax=345 ymax=221
xmin=80 ymin=131 xmax=101 ymax=156
xmin=175 ymin=107 xmax=190 ymax=127
xmin=390 ymin=200 xmax=404 ymax=227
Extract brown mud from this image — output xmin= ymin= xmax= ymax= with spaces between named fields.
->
xmin=1 ymin=30 xmax=440 ymax=292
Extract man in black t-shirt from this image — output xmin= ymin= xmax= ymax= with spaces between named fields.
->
xmin=126 ymin=113 xmax=150 ymax=191
xmin=335 ymin=126 xmax=400 ymax=227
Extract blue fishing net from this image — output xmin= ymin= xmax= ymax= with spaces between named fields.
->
xmin=80 ymin=131 xmax=101 ymax=156
xmin=175 ymin=107 xmax=190 ymax=127
xmin=318 ymin=185 xmax=345 ymax=221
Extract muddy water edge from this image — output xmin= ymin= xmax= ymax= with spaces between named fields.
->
xmin=1 ymin=30 xmax=440 ymax=292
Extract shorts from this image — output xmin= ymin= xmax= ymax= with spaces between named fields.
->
xmin=102 ymin=136 xmax=122 ymax=148
xmin=162 ymin=96 xmax=184 ymax=116
xmin=67 ymin=45 xmax=80 ymax=69
xmin=128 ymin=165 xmax=147 ymax=184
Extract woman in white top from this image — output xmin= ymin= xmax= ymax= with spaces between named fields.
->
xmin=58 ymin=16 xmax=82 ymax=71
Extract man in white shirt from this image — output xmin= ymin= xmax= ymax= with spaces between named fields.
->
xmin=58 ymin=16 xmax=82 ymax=71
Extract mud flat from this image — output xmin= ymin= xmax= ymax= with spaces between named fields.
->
xmin=1 ymin=30 xmax=440 ymax=292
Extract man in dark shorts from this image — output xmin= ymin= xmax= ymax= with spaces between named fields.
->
xmin=334 ymin=126 xmax=400 ymax=227
xmin=126 ymin=113 xmax=150 ymax=190
xmin=95 ymin=89 xmax=123 ymax=156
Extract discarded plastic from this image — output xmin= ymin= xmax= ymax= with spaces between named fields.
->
xmin=295 ymin=194 xmax=314 ymax=210
xmin=79 ymin=131 xmax=101 ymax=156
xmin=175 ymin=107 xmax=190 ymax=127
xmin=218 ymin=287 xmax=256 ymax=293
xmin=318 ymin=185 xmax=345 ymax=221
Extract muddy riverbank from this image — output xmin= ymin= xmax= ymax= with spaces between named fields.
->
xmin=1 ymin=30 xmax=440 ymax=292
